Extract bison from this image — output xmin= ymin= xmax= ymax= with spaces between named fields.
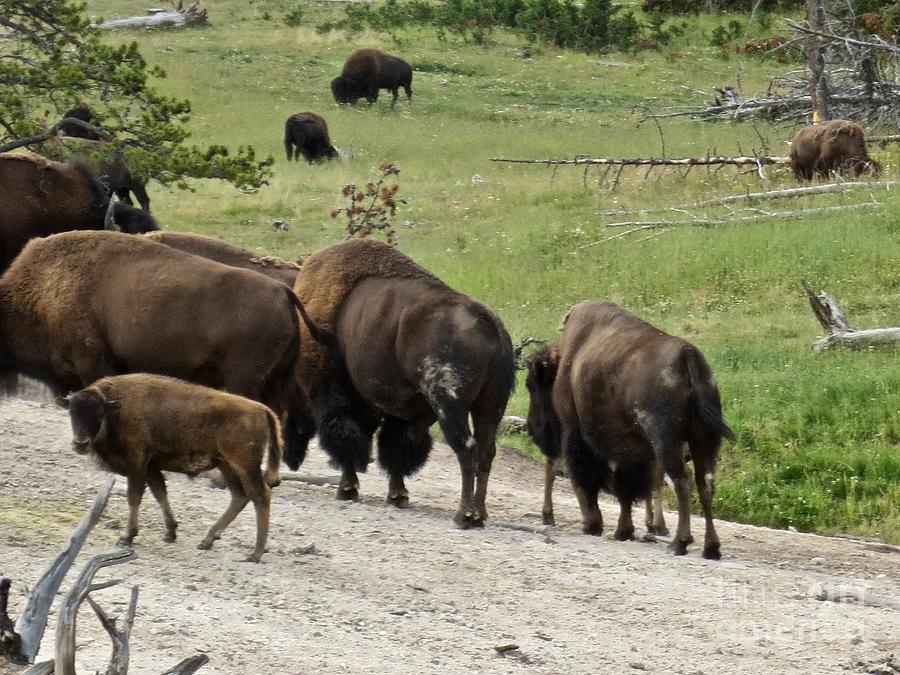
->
xmin=290 ymin=239 xmax=515 ymax=528
xmin=0 ymin=230 xmax=327 ymax=465
xmin=0 ymin=152 xmax=157 ymax=272
xmin=63 ymin=374 xmax=282 ymax=562
xmin=284 ymin=112 xmax=338 ymax=163
xmin=526 ymin=301 xmax=734 ymax=559
xmin=55 ymin=104 xmax=105 ymax=141
xmin=144 ymin=231 xmax=301 ymax=287
xmin=790 ymin=120 xmax=881 ymax=182
xmin=331 ymin=48 xmax=413 ymax=107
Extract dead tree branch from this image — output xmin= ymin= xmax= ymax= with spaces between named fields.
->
xmin=55 ymin=550 xmax=137 ymax=675
xmin=14 ymin=476 xmax=116 ymax=664
xmin=86 ymin=585 xmax=139 ymax=675
xmin=801 ymin=280 xmax=900 ymax=352
xmin=98 ymin=1 xmax=208 ymax=30
xmin=161 ymin=655 xmax=210 ymax=675
xmin=490 ymin=155 xmax=789 ymax=168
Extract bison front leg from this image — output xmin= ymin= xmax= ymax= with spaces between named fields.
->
xmin=563 ymin=430 xmax=606 ymax=536
xmin=147 ymin=468 xmax=178 ymax=543
xmin=542 ymin=457 xmax=557 ymax=526
xmin=120 ymin=472 xmax=147 ymax=547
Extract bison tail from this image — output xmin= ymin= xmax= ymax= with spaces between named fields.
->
xmin=263 ymin=407 xmax=285 ymax=487
xmin=285 ymin=287 xmax=338 ymax=350
xmin=685 ymin=347 xmax=736 ymax=444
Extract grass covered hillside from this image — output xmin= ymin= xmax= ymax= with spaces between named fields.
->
xmin=83 ymin=0 xmax=900 ymax=542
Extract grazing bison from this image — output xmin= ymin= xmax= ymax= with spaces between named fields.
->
xmin=144 ymin=231 xmax=300 ymax=287
xmin=0 ymin=230 xmax=326 ymax=465
xmin=790 ymin=120 xmax=880 ymax=182
xmin=526 ymin=301 xmax=734 ymax=559
xmin=64 ymin=374 xmax=282 ymax=562
xmin=290 ymin=239 xmax=515 ymax=528
xmin=0 ymin=152 xmax=157 ymax=272
xmin=331 ymin=48 xmax=413 ymax=107
xmin=284 ymin=112 xmax=338 ymax=163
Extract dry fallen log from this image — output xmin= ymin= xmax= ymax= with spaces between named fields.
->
xmin=13 ymin=476 xmax=116 ymax=664
xmin=161 ymin=655 xmax=210 ymax=675
xmin=490 ymin=155 xmax=789 ymax=168
xmin=98 ymin=1 xmax=208 ymax=30
xmin=812 ymin=582 xmax=900 ymax=610
xmin=500 ymin=415 xmax=528 ymax=435
xmin=802 ymin=280 xmax=900 ymax=352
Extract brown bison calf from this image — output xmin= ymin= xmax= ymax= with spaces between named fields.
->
xmin=526 ymin=301 xmax=735 ymax=559
xmin=64 ymin=374 xmax=282 ymax=562
xmin=331 ymin=48 xmax=413 ymax=107
xmin=790 ymin=120 xmax=880 ymax=182
xmin=284 ymin=112 xmax=338 ymax=163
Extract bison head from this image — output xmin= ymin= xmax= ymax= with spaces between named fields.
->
xmin=61 ymin=387 xmax=118 ymax=454
xmin=525 ymin=345 xmax=561 ymax=460
xmin=331 ymin=76 xmax=353 ymax=104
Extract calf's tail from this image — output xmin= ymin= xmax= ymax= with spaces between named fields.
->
xmin=263 ymin=407 xmax=285 ymax=487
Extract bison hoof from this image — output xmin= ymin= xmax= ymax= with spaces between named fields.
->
xmin=454 ymin=511 xmax=475 ymax=529
xmin=646 ymin=524 xmax=670 ymax=536
xmin=582 ymin=521 xmax=603 ymax=537
xmin=197 ymin=539 xmax=213 ymax=551
xmin=116 ymin=536 xmax=135 ymax=548
xmin=386 ymin=493 xmax=410 ymax=508
xmin=542 ymin=512 xmax=555 ymax=527
xmin=336 ymin=485 xmax=360 ymax=501
xmin=667 ymin=539 xmax=689 ymax=556
xmin=243 ymin=554 xmax=263 ymax=563
xmin=613 ymin=527 xmax=635 ymax=541
xmin=266 ymin=476 xmax=282 ymax=488
xmin=163 ymin=531 xmax=177 ymax=543
xmin=641 ymin=533 xmax=658 ymax=543
xmin=702 ymin=542 xmax=722 ymax=560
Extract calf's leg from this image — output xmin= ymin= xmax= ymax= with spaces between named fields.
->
xmin=120 ymin=472 xmax=147 ymax=547
xmin=146 ymin=468 xmax=178 ymax=543
xmin=198 ymin=467 xmax=249 ymax=552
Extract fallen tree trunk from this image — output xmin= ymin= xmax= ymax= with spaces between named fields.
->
xmin=802 ymin=279 xmax=900 ymax=352
xmin=490 ymin=155 xmax=789 ymax=167
xmin=98 ymin=2 xmax=208 ymax=30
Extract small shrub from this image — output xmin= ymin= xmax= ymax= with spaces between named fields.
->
xmin=284 ymin=5 xmax=303 ymax=27
xmin=331 ymin=164 xmax=403 ymax=244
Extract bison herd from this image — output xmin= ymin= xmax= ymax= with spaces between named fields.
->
xmin=0 ymin=45 xmax=886 ymax=565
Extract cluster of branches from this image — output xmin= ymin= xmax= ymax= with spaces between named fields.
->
xmin=644 ymin=5 xmax=900 ymax=125
xmin=0 ymin=0 xmax=271 ymax=191
xmin=331 ymin=164 xmax=402 ymax=244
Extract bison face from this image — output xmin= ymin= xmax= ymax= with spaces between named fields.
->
xmin=331 ymin=77 xmax=353 ymax=104
xmin=525 ymin=346 xmax=561 ymax=459
xmin=62 ymin=388 xmax=110 ymax=453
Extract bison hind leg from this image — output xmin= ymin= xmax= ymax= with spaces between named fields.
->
xmin=377 ymin=417 xmax=433 ymax=507
xmin=612 ymin=459 xmax=654 ymax=541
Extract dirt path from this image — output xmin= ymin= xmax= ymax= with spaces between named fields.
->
xmin=1 ymin=398 xmax=898 ymax=674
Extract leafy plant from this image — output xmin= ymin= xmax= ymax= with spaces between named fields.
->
xmin=331 ymin=164 xmax=403 ymax=243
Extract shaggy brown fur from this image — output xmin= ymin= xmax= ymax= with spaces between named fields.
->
xmin=331 ymin=48 xmax=413 ymax=107
xmin=0 ymin=152 xmax=156 ymax=272
xmin=790 ymin=120 xmax=880 ymax=182
xmin=292 ymin=239 xmax=515 ymax=528
xmin=0 ymin=230 xmax=324 ymax=464
xmin=64 ymin=373 xmax=282 ymax=562
xmin=284 ymin=112 xmax=338 ymax=163
xmin=144 ymin=231 xmax=300 ymax=287
xmin=526 ymin=301 xmax=734 ymax=559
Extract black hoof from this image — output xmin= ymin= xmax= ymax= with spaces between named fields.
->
xmin=641 ymin=533 xmax=658 ymax=543
xmin=197 ymin=540 xmax=213 ymax=551
xmin=583 ymin=521 xmax=604 ymax=536
xmin=702 ymin=543 xmax=722 ymax=560
xmin=386 ymin=493 xmax=410 ymax=509
xmin=613 ymin=527 xmax=635 ymax=541
xmin=336 ymin=486 xmax=360 ymax=501
xmin=667 ymin=540 xmax=689 ymax=556
xmin=117 ymin=536 xmax=135 ymax=548
xmin=163 ymin=532 xmax=177 ymax=543
xmin=542 ymin=512 xmax=556 ymax=526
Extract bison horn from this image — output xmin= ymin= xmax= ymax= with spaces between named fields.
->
xmin=104 ymin=199 xmax=120 ymax=232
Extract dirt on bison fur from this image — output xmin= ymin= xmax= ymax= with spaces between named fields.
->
xmin=0 ymin=397 xmax=898 ymax=674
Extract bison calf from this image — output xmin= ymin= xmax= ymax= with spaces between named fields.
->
xmin=64 ymin=374 xmax=282 ymax=562
xmin=284 ymin=112 xmax=338 ymax=163
xmin=331 ymin=48 xmax=412 ymax=107
xmin=790 ymin=120 xmax=880 ymax=182
xmin=526 ymin=301 xmax=735 ymax=559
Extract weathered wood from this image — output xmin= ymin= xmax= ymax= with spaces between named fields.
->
xmin=491 ymin=155 xmax=789 ymax=168
xmin=801 ymin=280 xmax=900 ymax=352
xmin=500 ymin=415 xmax=528 ymax=435
xmin=160 ymin=654 xmax=209 ymax=675
xmin=812 ymin=581 xmax=900 ymax=610
xmin=86 ymin=585 xmax=138 ymax=675
xmin=98 ymin=1 xmax=207 ymax=30
xmin=22 ymin=661 xmax=54 ymax=675
xmin=14 ymin=476 xmax=116 ymax=664
xmin=805 ymin=0 xmax=829 ymax=121
xmin=55 ymin=550 xmax=137 ymax=675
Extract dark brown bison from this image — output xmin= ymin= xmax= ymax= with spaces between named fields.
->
xmin=55 ymin=104 xmax=105 ymax=141
xmin=284 ymin=112 xmax=338 ymax=163
xmin=290 ymin=239 xmax=514 ymax=528
xmin=64 ymin=374 xmax=282 ymax=562
xmin=0 ymin=230 xmax=327 ymax=465
xmin=790 ymin=120 xmax=881 ymax=182
xmin=144 ymin=231 xmax=300 ymax=287
xmin=331 ymin=48 xmax=413 ymax=107
xmin=47 ymin=137 xmax=151 ymax=212
xmin=0 ymin=152 xmax=157 ymax=272
xmin=526 ymin=301 xmax=734 ymax=559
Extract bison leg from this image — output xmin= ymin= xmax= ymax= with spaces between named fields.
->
xmin=130 ymin=181 xmax=151 ymax=213
xmin=645 ymin=461 xmax=669 ymax=536
xmin=404 ymin=84 xmax=412 ymax=102
xmin=114 ymin=188 xmax=134 ymax=206
xmin=692 ymin=453 xmax=721 ymax=560
xmin=389 ymin=88 xmax=399 ymax=107
xmin=147 ymin=468 xmax=178 ymax=543
xmin=235 ymin=466 xmax=272 ymax=563
xmin=120 ymin=472 xmax=147 ymax=547
xmin=198 ymin=466 xmax=249 ymax=552
xmin=471 ymin=404 xmax=503 ymax=524
xmin=564 ymin=429 xmax=608 ymax=536
xmin=542 ymin=457 xmax=557 ymax=526
xmin=435 ymin=408 xmax=479 ymax=529
xmin=611 ymin=460 xmax=652 ymax=541
xmin=662 ymin=450 xmax=694 ymax=556
xmin=377 ymin=417 xmax=433 ymax=508
xmin=284 ymin=138 xmax=294 ymax=162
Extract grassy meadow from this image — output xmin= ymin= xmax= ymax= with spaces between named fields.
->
xmin=82 ymin=0 xmax=900 ymax=542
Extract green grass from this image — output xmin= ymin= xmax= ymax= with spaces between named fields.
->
xmin=83 ymin=0 xmax=900 ymax=543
